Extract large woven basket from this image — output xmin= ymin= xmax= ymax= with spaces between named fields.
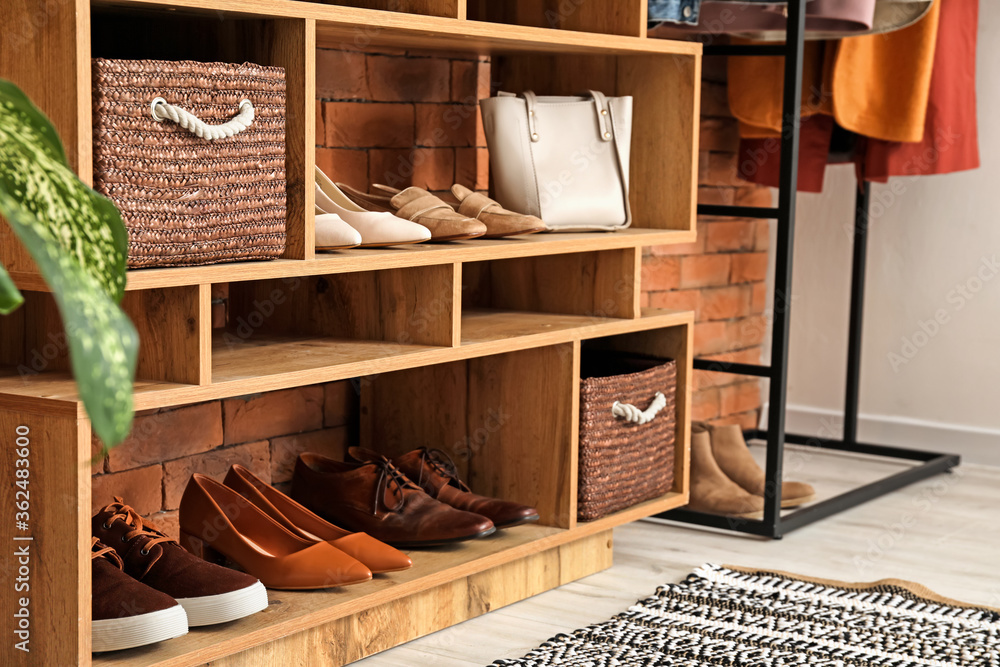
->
xmin=578 ymin=353 xmax=677 ymax=521
xmin=92 ymin=59 xmax=287 ymax=268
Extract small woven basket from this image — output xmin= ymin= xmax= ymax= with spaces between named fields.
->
xmin=578 ymin=353 xmax=677 ymax=521
xmin=92 ymin=58 xmax=287 ymax=268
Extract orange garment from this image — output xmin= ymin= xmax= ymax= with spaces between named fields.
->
xmin=728 ymin=0 xmax=941 ymax=143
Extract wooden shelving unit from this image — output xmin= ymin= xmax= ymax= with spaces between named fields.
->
xmin=0 ymin=0 xmax=701 ymax=664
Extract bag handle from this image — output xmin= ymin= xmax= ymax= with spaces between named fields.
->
xmin=515 ymin=90 xmax=614 ymax=143
xmin=612 ymin=392 xmax=667 ymax=425
xmin=149 ymin=97 xmax=255 ymax=141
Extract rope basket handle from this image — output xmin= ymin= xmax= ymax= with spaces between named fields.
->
xmin=149 ymin=97 xmax=255 ymax=141
xmin=611 ymin=392 xmax=667 ymax=425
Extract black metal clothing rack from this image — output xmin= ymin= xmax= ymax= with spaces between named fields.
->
xmin=657 ymin=0 xmax=961 ymax=538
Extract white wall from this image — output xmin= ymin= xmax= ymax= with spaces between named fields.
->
xmin=763 ymin=3 xmax=1000 ymax=465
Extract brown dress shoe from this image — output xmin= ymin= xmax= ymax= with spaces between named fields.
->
xmin=337 ymin=182 xmax=487 ymax=241
xmin=93 ymin=497 xmax=268 ymax=626
xmin=91 ymin=537 xmax=188 ymax=653
xmin=291 ymin=452 xmax=496 ymax=547
xmin=178 ymin=474 xmax=373 ymax=590
xmin=357 ymin=447 xmax=540 ymax=529
xmin=224 ymin=464 xmax=412 ymax=574
xmin=450 ymin=185 xmax=547 ymax=238
xmin=686 ymin=425 xmax=765 ymax=518
xmin=706 ymin=422 xmax=816 ymax=508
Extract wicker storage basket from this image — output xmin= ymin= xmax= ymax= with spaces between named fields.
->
xmin=92 ymin=59 xmax=287 ymax=268
xmin=578 ymin=353 xmax=677 ymax=521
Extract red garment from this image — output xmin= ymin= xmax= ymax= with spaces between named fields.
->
xmin=738 ymin=0 xmax=979 ymax=192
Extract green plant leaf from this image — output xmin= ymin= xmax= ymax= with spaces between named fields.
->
xmin=0 ymin=78 xmax=137 ymax=446
xmin=0 ymin=264 xmax=24 ymax=314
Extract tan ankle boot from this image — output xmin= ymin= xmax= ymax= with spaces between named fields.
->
xmin=706 ymin=423 xmax=816 ymax=508
xmin=687 ymin=424 xmax=764 ymax=518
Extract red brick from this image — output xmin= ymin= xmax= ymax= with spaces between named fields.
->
xmin=455 ymin=147 xmax=490 ymax=191
xmin=316 ymin=48 xmax=369 ymax=99
xmin=700 ymin=81 xmax=730 ymax=117
xmin=639 ymin=291 xmax=650 ymax=308
xmin=698 ymin=186 xmax=735 ymax=206
xmin=694 ymin=320 xmax=728 ymax=356
xmin=323 ymin=102 xmax=414 ymax=148
xmin=451 ymin=60 xmax=491 ymax=104
xmin=694 ymin=347 xmax=763 ymax=389
xmin=753 ymin=220 xmax=771 ymax=251
xmin=700 ymin=285 xmax=752 ymax=321
xmin=367 ymin=55 xmax=450 ymax=102
xmin=710 ymin=409 xmax=760 ymax=431
xmin=641 ymin=256 xmax=680 ymax=291
xmin=648 ymin=222 xmax=707 ymax=257
xmin=725 ymin=316 xmax=768 ymax=349
xmin=704 ymin=220 xmax=755 ymax=253
xmin=680 ymin=254 xmax=731 ymax=289
xmin=734 ymin=185 xmax=774 ymax=208
xmin=699 ymin=118 xmax=740 ymax=152
xmin=368 ymin=147 xmax=456 ymax=191
xmin=316 ymin=148 xmax=369 ymax=191
xmin=751 ymin=282 xmax=768 ymax=314
xmin=223 ymin=387 xmax=324 ymax=445
xmin=720 ymin=381 xmax=763 ymax=416
xmin=103 ymin=402 xmax=224 ymax=472
xmin=691 ymin=387 xmax=721 ymax=422
xmin=701 ymin=152 xmax=745 ymax=187
xmin=92 ymin=465 xmax=163 ymax=516
xmin=270 ymin=427 xmax=350 ymax=484
xmin=731 ymin=252 xmax=769 ymax=284
xmin=415 ymin=103 xmax=481 ymax=147
xmin=324 ymin=381 xmax=358 ymax=428
xmin=648 ymin=289 xmax=700 ymax=318
xmin=162 ymin=441 xmax=270 ymax=510
xmin=145 ymin=510 xmax=179 ymax=539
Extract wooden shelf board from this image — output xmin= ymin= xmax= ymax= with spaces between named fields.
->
xmin=9 ymin=229 xmax=696 ymax=293
xmin=92 ymin=490 xmax=686 ymax=667
xmin=91 ymin=0 xmax=701 ymax=57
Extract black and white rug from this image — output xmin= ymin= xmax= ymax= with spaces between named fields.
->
xmin=491 ymin=563 xmax=1000 ymax=666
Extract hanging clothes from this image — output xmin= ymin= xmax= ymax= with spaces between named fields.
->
xmin=733 ymin=0 xmax=978 ymax=191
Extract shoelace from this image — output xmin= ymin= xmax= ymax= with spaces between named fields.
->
xmin=369 ymin=458 xmax=421 ymax=515
xmin=90 ymin=537 xmax=124 ymax=569
xmin=97 ymin=497 xmax=175 ymax=558
xmin=418 ymin=448 xmax=471 ymax=492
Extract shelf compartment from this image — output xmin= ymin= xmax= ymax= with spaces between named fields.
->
xmin=90 ymin=8 xmax=316 ymax=261
xmin=223 ymin=263 xmax=459 ymax=349
xmin=361 ymin=343 xmax=579 ymax=529
xmin=467 ymin=0 xmax=647 ymax=38
xmin=463 ymin=249 xmax=641 ymax=320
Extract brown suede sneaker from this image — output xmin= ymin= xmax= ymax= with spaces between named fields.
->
xmin=291 ymin=452 xmax=495 ymax=547
xmin=92 ymin=498 xmax=268 ymax=627
xmin=357 ymin=447 xmax=540 ymax=529
xmin=91 ymin=538 xmax=188 ymax=653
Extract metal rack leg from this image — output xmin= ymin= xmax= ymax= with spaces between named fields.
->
xmin=843 ymin=182 xmax=871 ymax=445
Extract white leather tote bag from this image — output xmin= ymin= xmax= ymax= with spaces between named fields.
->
xmin=479 ymin=90 xmax=632 ymax=231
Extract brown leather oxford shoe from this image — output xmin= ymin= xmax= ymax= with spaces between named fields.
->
xmin=291 ymin=452 xmax=495 ymax=547
xmin=352 ymin=447 xmax=540 ymax=529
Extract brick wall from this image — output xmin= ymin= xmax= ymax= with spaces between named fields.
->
xmin=90 ymin=382 xmax=359 ymax=536
xmin=640 ymin=60 xmax=770 ymax=430
xmin=92 ymin=53 xmax=766 ymax=524
xmin=314 ymin=45 xmax=491 ymax=194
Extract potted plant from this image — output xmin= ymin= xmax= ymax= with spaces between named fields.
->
xmin=0 ymin=79 xmax=137 ymax=448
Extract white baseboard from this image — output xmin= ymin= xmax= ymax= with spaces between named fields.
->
xmin=759 ymin=403 xmax=1000 ymax=466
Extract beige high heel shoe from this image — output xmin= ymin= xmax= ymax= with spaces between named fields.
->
xmin=337 ymin=183 xmax=487 ymax=242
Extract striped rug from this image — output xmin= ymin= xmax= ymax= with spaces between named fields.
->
xmin=491 ymin=563 xmax=1000 ymax=666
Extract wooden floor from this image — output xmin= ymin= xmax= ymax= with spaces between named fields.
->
xmin=356 ymin=442 xmax=1000 ymax=666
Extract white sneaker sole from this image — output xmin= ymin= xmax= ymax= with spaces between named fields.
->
xmin=175 ymin=581 xmax=268 ymax=626
xmin=92 ymin=604 xmax=188 ymax=652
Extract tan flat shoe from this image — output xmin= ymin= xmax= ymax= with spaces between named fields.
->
xmin=223 ymin=464 xmax=412 ymax=574
xmin=450 ymin=185 xmax=546 ymax=238
xmin=337 ymin=183 xmax=487 ymax=242
xmin=703 ymin=422 xmax=816 ymax=508
xmin=687 ymin=423 xmax=765 ymax=519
